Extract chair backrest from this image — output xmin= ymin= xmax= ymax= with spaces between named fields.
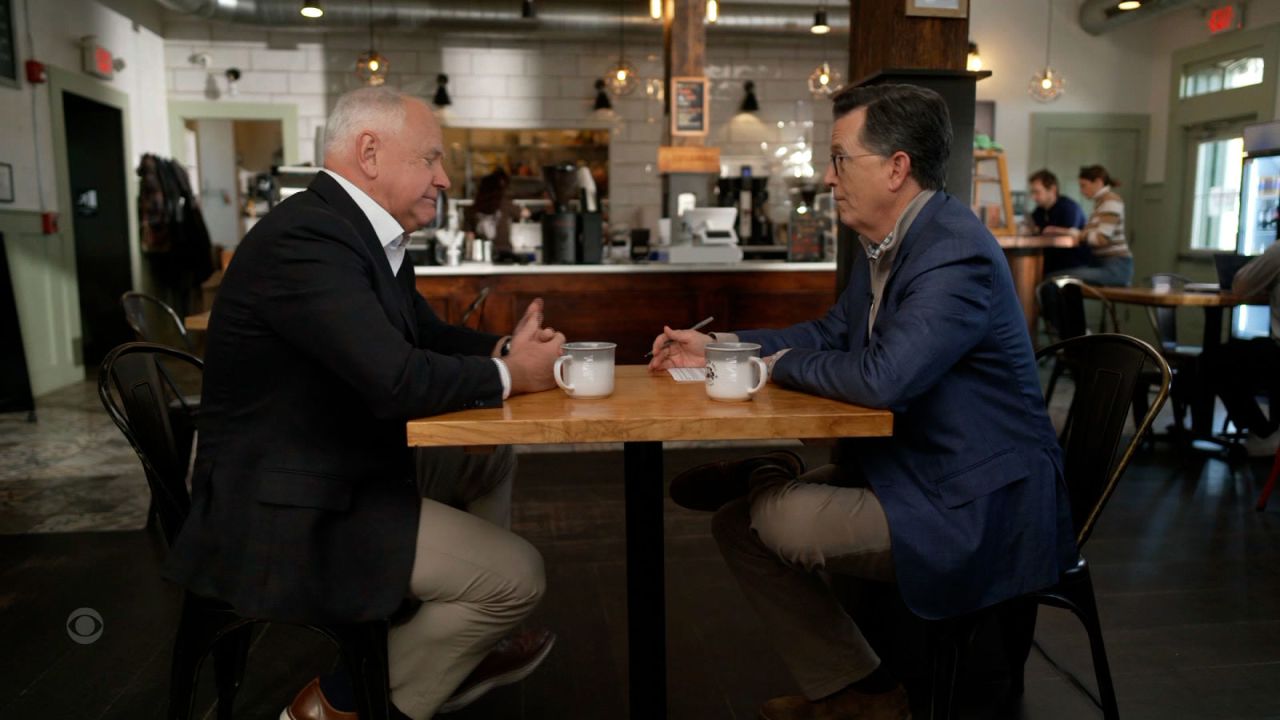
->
xmin=120 ymin=292 xmax=194 ymax=353
xmin=98 ymin=342 xmax=203 ymax=545
xmin=1036 ymin=276 xmax=1118 ymax=343
xmin=1037 ymin=334 xmax=1170 ymax=548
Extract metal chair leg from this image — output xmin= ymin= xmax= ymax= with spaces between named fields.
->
xmin=1255 ymin=448 xmax=1280 ymax=511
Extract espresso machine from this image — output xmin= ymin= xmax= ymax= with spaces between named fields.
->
xmin=716 ymin=166 xmax=771 ymax=245
xmin=541 ymin=164 xmax=603 ymax=264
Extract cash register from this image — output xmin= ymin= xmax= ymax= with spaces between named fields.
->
xmin=667 ymin=207 xmax=744 ymax=264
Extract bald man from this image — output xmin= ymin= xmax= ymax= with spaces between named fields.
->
xmin=165 ymin=88 xmax=563 ymax=720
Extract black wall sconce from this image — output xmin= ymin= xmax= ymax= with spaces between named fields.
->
xmin=593 ymin=79 xmax=613 ymax=111
xmin=740 ymin=80 xmax=759 ymax=113
xmin=433 ymin=74 xmax=452 ymax=107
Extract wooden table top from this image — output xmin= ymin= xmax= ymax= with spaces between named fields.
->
xmin=184 ymin=312 xmax=210 ymax=331
xmin=996 ymin=234 xmax=1077 ymax=250
xmin=406 ymin=365 xmax=893 ymax=447
xmin=1094 ymin=286 xmax=1267 ymax=308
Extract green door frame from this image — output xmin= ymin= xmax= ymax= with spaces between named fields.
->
xmin=1163 ymin=21 xmax=1280 ymax=259
xmin=48 ymin=65 xmax=139 ymax=290
xmin=167 ymin=100 xmax=300 ymax=167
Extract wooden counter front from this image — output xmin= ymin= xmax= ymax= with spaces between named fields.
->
xmin=415 ymin=266 xmax=837 ymax=363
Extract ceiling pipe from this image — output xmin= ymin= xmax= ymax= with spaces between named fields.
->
xmin=153 ymin=0 xmax=850 ymax=35
xmin=1077 ymin=0 xmax=1195 ymax=36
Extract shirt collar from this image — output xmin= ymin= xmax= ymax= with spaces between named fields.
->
xmin=1091 ymin=184 xmax=1112 ymax=200
xmin=860 ymin=189 xmax=935 ymax=261
xmin=321 ymin=169 xmax=408 ymax=250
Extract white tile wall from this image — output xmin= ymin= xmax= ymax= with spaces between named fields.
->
xmin=162 ymin=27 xmax=847 ymax=229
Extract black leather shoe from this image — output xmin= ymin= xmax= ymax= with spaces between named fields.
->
xmin=669 ymin=450 xmax=805 ymax=511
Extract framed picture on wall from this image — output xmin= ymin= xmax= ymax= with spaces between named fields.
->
xmin=905 ymin=0 xmax=969 ymax=18
xmin=671 ymin=76 xmax=709 ymax=137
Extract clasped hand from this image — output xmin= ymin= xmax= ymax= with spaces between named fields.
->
xmin=504 ymin=298 xmax=566 ymax=394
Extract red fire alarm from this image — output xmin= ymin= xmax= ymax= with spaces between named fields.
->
xmin=25 ymin=59 xmax=47 ymax=84
xmin=41 ymin=212 xmax=59 ymax=235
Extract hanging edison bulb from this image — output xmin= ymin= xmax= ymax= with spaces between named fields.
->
xmin=356 ymin=50 xmax=390 ymax=86
xmin=807 ymin=61 xmax=843 ymax=99
xmin=1028 ymin=66 xmax=1064 ymax=102
xmin=606 ymin=61 xmax=639 ymax=96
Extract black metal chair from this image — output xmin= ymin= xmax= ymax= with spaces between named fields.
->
xmin=99 ymin=342 xmax=393 ymax=720
xmin=926 ymin=334 xmax=1171 ymax=720
xmin=121 ymin=292 xmax=196 ymax=354
xmin=1035 ymin=276 xmax=1119 ymax=404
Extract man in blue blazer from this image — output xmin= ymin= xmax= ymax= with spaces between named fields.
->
xmin=650 ymin=84 xmax=1076 ymax=720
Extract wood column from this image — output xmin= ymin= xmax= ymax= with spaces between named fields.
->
xmin=664 ymin=0 xmax=706 ymax=147
xmin=848 ymin=1 xmax=968 ymax=81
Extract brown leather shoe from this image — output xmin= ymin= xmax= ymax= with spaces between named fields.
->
xmin=280 ymin=677 xmax=356 ymax=720
xmin=758 ymin=684 xmax=911 ymax=720
xmin=669 ymin=450 xmax=806 ymax=511
xmin=437 ymin=628 xmax=556 ymax=713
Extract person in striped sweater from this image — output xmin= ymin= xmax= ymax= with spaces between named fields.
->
xmin=1047 ymin=165 xmax=1134 ymax=287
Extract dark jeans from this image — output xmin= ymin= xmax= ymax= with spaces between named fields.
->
xmin=1201 ymin=337 xmax=1280 ymax=436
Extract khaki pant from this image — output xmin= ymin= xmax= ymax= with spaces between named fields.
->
xmin=388 ymin=447 xmax=545 ymax=719
xmin=712 ymin=463 xmax=894 ymax=700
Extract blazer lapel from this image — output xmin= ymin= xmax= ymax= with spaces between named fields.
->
xmin=845 ymin=253 xmax=873 ymax=352
xmin=308 ymin=173 xmax=418 ymax=341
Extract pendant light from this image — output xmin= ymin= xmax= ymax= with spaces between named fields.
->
xmin=1028 ymin=0 xmax=1064 ymax=102
xmin=605 ymin=0 xmax=638 ymax=96
xmin=807 ymin=2 xmax=842 ymax=100
xmin=650 ymin=0 xmax=662 ymax=20
xmin=810 ymin=8 xmax=830 ymax=34
xmin=355 ymin=0 xmax=388 ymax=86
xmin=706 ymin=0 xmax=718 ymax=24
xmin=807 ymin=61 xmax=842 ymax=98
xmin=300 ymin=1 xmax=323 ymax=19
xmin=966 ymin=42 xmax=982 ymax=72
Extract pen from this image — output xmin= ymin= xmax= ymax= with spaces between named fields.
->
xmin=644 ymin=316 xmax=715 ymax=358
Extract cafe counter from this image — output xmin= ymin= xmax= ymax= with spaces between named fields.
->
xmin=415 ymin=261 xmax=838 ymax=362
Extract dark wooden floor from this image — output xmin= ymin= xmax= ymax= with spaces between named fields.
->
xmin=2 ymin=443 xmax=1280 ymax=720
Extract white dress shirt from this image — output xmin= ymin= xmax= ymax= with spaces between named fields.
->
xmin=322 ymin=169 xmax=511 ymax=398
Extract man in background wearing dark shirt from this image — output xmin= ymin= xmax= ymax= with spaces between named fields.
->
xmin=1028 ymin=169 xmax=1089 ymax=274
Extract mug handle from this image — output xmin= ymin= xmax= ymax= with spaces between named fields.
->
xmin=554 ymin=356 xmax=574 ymax=393
xmin=747 ymin=356 xmax=768 ymax=395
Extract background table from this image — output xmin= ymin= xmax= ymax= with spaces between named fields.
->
xmin=406 ymin=366 xmax=893 ymax=718
xmin=997 ymin=234 xmax=1077 ymax=335
xmin=1094 ymin=287 xmax=1267 ymax=436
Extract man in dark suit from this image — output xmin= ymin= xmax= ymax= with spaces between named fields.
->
xmin=165 ymin=87 xmax=564 ymax=720
xmin=650 ymin=85 xmax=1075 ymax=720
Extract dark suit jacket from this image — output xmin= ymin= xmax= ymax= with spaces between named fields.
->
xmin=737 ymin=192 xmax=1076 ymax=620
xmin=165 ymin=172 xmax=505 ymax=623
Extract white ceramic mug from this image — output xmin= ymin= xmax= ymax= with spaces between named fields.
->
xmin=705 ymin=342 xmax=768 ymax=402
xmin=554 ymin=342 xmax=617 ymax=398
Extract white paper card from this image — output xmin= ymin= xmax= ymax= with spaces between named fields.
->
xmin=668 ymin=367 xmax=707 ymax=382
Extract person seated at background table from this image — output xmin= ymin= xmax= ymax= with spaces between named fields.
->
xmin=1201 ymin=239 xmax=1280 ymax=457
xmin=648 ymin=83 xmax=1076 ymax=720
xmin=164 ymin=87 xmax=565 ymax=720
xmin=1045 ymin=165 xmax=1133 ymax=287
xmin=1027 ymin=168 xmax=1089 ymax=275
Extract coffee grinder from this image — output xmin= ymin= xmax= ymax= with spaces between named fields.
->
xmin=542 ymin=163 xmax=580 ymax=264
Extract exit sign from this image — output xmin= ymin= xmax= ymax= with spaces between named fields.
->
xmin=1207 ymin=3 xmax=1244 ymax=35
xmin=80 ymin=38 xmax=114 ymax=79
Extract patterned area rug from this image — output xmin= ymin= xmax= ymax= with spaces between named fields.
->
xmin=0 ymin=378 xmax=150 ymax=534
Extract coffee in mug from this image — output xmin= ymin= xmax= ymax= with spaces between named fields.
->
xmin=554 ymin=342 xmax=617 ymax=398
xmin=705 ymin=342 xmax=768 ymax=402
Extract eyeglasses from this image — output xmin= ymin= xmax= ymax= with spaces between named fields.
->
xmin=830 ymin=152 xmax=882 ymax=177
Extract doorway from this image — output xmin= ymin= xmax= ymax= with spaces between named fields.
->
xmin=63 ymin=91 xmax=133 ymax=368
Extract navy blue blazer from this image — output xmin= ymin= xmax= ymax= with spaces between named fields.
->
xmin=737 ymin=192 xmax=1076 ymax=620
